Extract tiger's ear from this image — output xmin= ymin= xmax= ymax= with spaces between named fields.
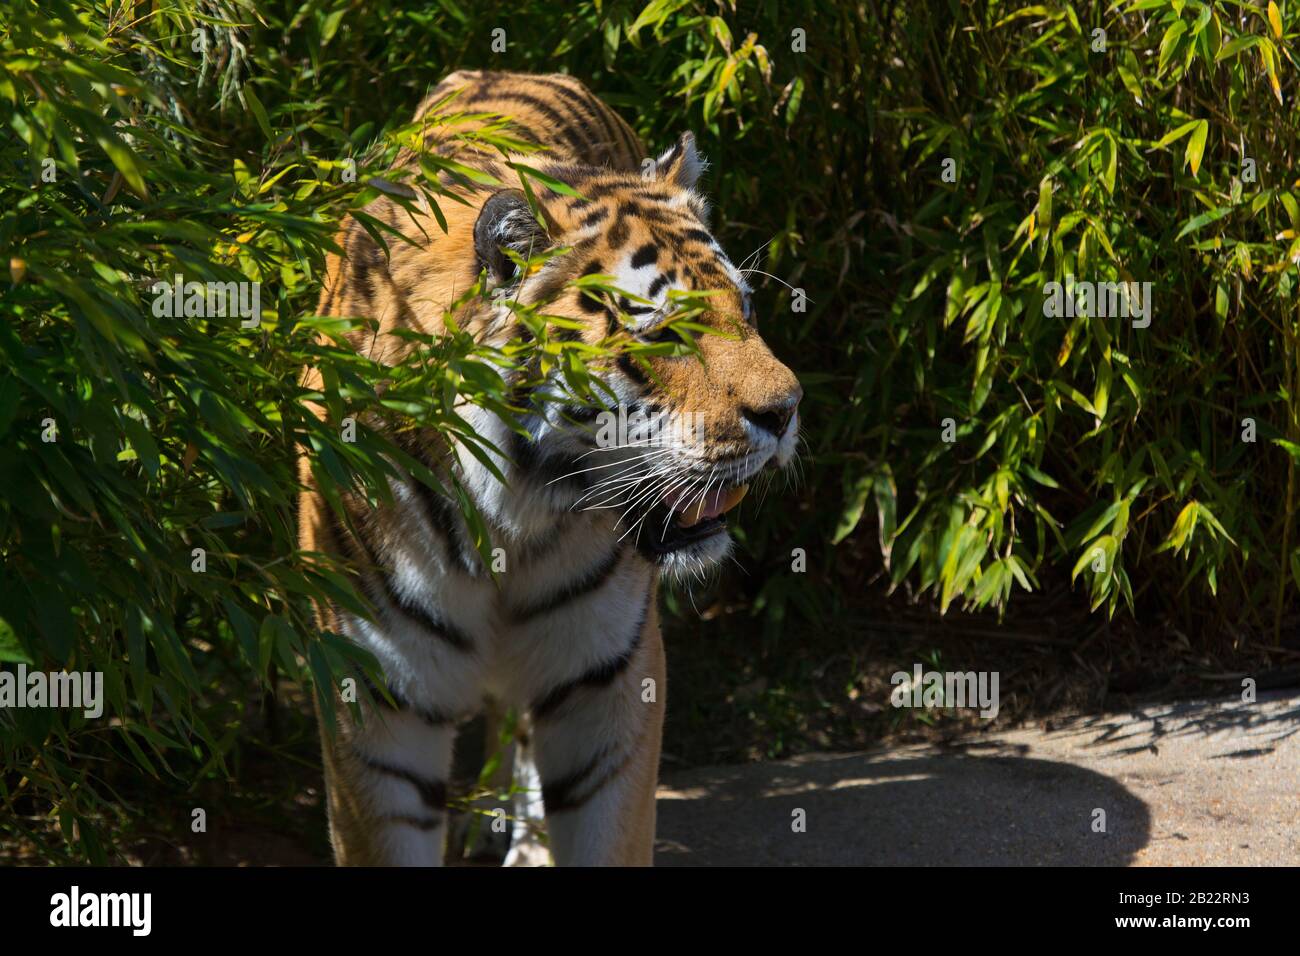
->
xmin=474 ymin=188 xmax=549 ymax=283
xmin=654 ymin=132 xmax=705 ymax=189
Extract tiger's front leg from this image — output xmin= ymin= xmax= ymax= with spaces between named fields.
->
xmin=318 ymin=684 xmax=456 ymax=867
xmin=530 ymin=608 xmax=666 ymax=866
xmin=315 ymin=691 xmax=454 ymax=868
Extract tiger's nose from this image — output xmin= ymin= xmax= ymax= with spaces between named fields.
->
xmin=742 ymin=388 xmax=801 ymax=438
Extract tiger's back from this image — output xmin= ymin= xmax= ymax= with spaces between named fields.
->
xmin=412 ymin=70 xmax=645 ymax=170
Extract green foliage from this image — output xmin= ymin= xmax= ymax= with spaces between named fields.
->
xmin=841 ymin=0 xmax=1299 ymax=635
xmin=1 ymin=0 xmax=1297 ymax=862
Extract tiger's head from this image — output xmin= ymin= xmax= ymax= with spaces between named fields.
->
xmin=469 ymin=133 xmax=802 ymax=577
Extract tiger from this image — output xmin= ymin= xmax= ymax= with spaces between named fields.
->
xmin=297 ymin=69 xmax=802 ymax=866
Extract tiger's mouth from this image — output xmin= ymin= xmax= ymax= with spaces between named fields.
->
xmin=638 ymin=483 xmax=749 ymax=556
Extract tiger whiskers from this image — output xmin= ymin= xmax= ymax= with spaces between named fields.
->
xmin=547 ymin=445 xmax=678 ymax=487
xmin=738 ymin=267 xmax=809 ymax=301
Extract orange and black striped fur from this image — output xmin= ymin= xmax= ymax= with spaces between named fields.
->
xmin=298 ymin=70 xmax=802 ymax=866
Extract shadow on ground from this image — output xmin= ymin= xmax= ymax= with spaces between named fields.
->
xmin=655 ymin=745 xmax=1150 ymax=866
xmin=656 ymin=690 xmax=1300 ymax=866
xmin=1039 ymin=692 xmax=1300 ymax=756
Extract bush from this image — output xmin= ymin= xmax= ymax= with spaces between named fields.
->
xmin=847 ymin=1 xmax=1299 ymax=637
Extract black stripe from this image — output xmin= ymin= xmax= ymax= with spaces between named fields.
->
xmin=329 ymin=503 xmax=475 ymax=652
xmin=382 ymin=813 xmax=443 ymax=831
xmin=634 ymin=205 xmax=675 ymax=225
xmin=460 ymin=158 xmax=506 ymax=183
xmin=542 ymin=753 xmax=601 ymax=813
xmin=416 ymin=486 xmax=473 ymax=567
xmin=539 ymin=162 xmax=596 ymax=188
xmin=393 ymin=298 xmax=418 ymax=331
xmin=467 ymin=91 xmax=590 ymax=156
xmin=535 ymin=78 xmax=624 ymax=163
xmin=560 ymin=402 xmax=602 ymax=424
xmin=512 ymin=427 xmax=594 ymax=494
xmin=362 ymin=757 xmax=448 ymax=811
xmin=511 ymin=425 xmax=540 ymax=470
xmin=575 ymin=181 xmax=615 ymax=200
xmin=608 ymin=215 xmax=630 ymax=248
xmin=509 ymin=545 xmax=624 ymax=622
xmin=618 ymin=295 xmax=655 ymax=316
xmin=325 ymin=505 xmax=387 ymax=598
xmin=576 ymin=288 xmax=607 ymax=314
xmin=504 ymin=123 xmax=544 ymax=146
xmin=579 ymin=205 xmax=610 ymax=228
xmin=531 ymin=587 xmax=650 ymax=720
xmin=618 ymin=353 xmax=650 ymax=386
xmin=348 ymin=231 xmax=376 ymax=303
xmin=612 ymin=113 xmax=641 ymax=160
xmin=541 ymin=746 xmax=632 ymax=814
xmin=386 ymin=582 xmax=474 ymax=652
xmin=361 ymin=534 xmax=474 ymax=651
xmin=403 ymin=459 xmax=479 ymax=575
xmin=631 ymin=244 xmax=657 ymax=270
xmin=528 ymin=77 xmax=610 ymax=155
xmin=617 ymin=200 xmax=675 ymax=226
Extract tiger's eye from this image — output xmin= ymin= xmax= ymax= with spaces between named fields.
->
xmin=640 ymin=323 xmax=676 ymax=344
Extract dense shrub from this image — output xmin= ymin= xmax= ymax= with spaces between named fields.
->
xmin=852 ymin=0 xmax=1300 ymax=640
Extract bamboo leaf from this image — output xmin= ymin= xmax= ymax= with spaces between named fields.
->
xmin=1185 ymin=119 xmax=1208 ymax=176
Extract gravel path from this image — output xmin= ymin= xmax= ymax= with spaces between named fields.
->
xmin=654 ymin=690 xmax=1300 ymax=865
